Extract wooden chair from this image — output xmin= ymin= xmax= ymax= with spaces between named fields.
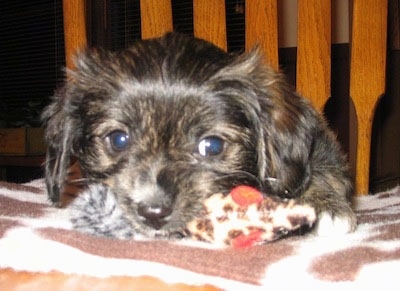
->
xmin=63 ymin=0 xmax=387 ymax=197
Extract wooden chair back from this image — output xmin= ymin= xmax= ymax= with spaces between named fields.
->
xmin=62 ymin=0 xmax=388 ymax=195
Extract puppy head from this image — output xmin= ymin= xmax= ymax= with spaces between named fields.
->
xmin=43 ymin=33 xmax=313 ymax=237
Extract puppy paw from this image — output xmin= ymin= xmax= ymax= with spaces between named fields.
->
xmin=314 ymin=212 xmax=356 ymax=237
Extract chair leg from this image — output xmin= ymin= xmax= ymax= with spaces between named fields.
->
xmin=354 ymin=105 xmax=375 ymax=195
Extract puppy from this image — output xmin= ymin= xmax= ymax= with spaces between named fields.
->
xmin=42 ymin=33 xmax=356 ymax=238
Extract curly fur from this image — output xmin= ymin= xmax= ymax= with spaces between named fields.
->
xmin=42 ymin=33 xmax=356 ymax=238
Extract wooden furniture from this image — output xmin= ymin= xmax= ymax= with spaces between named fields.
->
xmin=63 ymin=0 xmax=87 ymax=71
xmin=0 ymin=128 xmax=46 ymax=180
xmin=350 ymin=0 xmax=388 ymax=194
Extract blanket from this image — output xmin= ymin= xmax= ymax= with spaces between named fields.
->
xmin=1 ymin=179 xmax=400 ymax=290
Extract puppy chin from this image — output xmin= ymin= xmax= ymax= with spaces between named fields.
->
xmin=69 ymin=183 xmax=186 ymax=239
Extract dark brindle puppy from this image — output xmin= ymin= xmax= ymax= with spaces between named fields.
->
xmin=42 ymin=33 xmax=356 ymax=238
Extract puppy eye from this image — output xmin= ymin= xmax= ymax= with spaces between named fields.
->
xmin=108 ymin=130 xmax=130 ymax=151
xmin=197 ymin=136 xmax=224 ymax=157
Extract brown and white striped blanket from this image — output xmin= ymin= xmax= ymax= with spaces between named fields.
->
xmin=1 ymin=179 xmax=400 ymax=290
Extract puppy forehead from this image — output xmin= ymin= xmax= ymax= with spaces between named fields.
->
xmin=81 ymin=79 xmax=246 ymax=140
xmin=113 ymin=83 xmax=223 ymax=126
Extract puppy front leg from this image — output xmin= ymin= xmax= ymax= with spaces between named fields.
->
xmin=298 ymin=174 xmax=357 ymax=236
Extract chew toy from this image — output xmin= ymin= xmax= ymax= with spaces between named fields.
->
xmin=186 ymin=186 xmax=316 ymax=248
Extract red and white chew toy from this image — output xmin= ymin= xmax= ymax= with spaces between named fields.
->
xmin=186 ymin=186 xmax=316 ymax=248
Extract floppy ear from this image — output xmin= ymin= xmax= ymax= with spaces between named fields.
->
xmin=42 ymin=86 xmax=77 ymax=204
xmin=259 ymin=90 xmax=315 ymax=198
xmin=247 ymin=55 xmax=316 ymax=198
xmin=219 ymin=49 xmax=315 ymax=197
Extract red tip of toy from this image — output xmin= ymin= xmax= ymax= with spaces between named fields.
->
xmin=230 ymin=186 xmax=263 ymax=207
xmin=232 ymin=229 xmax=263 ymax=248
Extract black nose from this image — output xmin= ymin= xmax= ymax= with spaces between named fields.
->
xmin=137 ymin=203 xmax=173 ymax=230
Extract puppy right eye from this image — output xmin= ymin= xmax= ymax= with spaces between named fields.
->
xmin=107 ymin=130 xmax=130 ymax=152
xmin=197 ymin=136 xmax=224 ymax=157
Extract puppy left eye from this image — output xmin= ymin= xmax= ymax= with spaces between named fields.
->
xmin=108 ymin=130 xmax=130 ymax=151
xmin=197 ymin=136 xmax=224 ymax=156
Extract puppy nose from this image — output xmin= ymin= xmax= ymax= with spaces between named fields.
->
xmin=137 ymin=203 xmax=173 ymax=230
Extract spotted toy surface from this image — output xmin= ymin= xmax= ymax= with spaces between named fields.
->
xmin=186 ymin=186 xmax=317 ymax=248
